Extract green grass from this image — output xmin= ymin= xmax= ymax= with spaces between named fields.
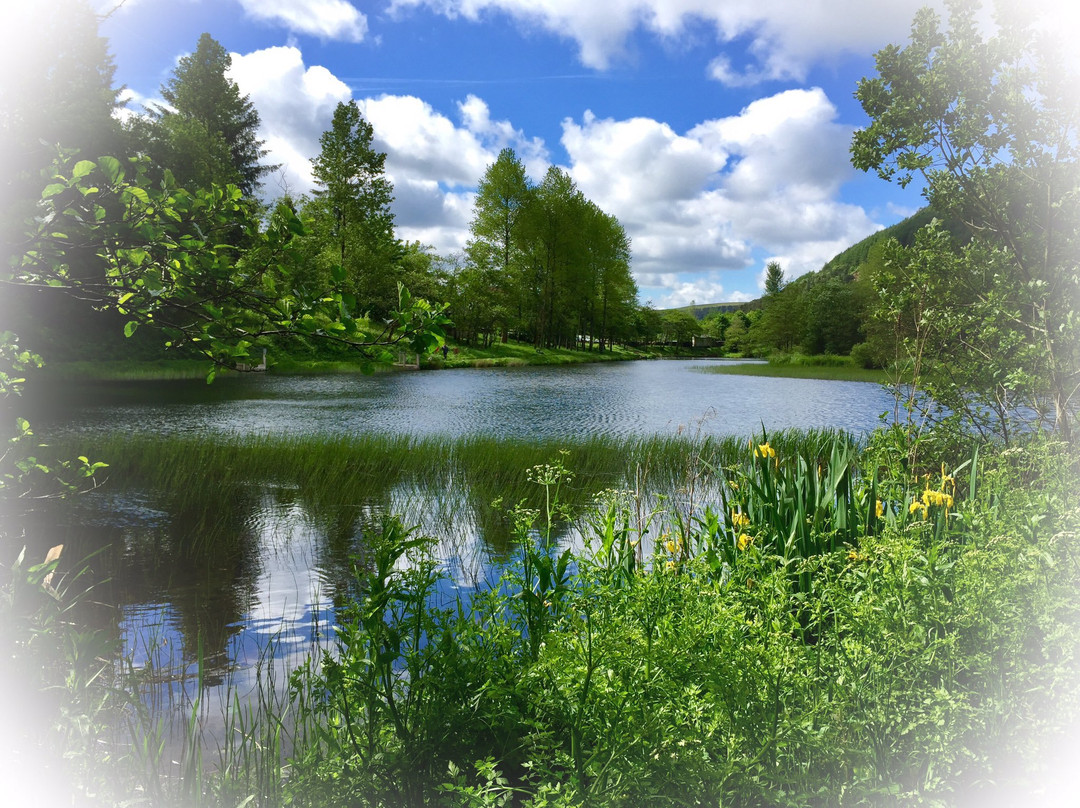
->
xmin=41 ymin=339 xmax=732 ymax=380
xmin=42 ymin=358 xmax=220 ymax=381
xmin=703 ymin=357 xmax=888 ymax=383
xmin=422 ymin=340 xmax=652 ymax=369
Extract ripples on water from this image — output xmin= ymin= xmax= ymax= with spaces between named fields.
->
xmin=33 ymin=359 xmax=894 ymax=441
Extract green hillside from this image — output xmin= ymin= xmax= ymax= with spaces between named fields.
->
xmin=670 ymin=301 xmax=750 ymax=319
xmin=663 ymin=206 xmax=955 ymax=319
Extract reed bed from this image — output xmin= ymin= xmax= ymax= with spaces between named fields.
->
xmin=57 ymin=428 xmax=853 ymax=492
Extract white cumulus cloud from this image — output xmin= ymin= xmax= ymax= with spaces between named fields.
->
xmin=228 ymin=46 xmax=352 ymax=194
xmin=227 ymin=47 xmax=546 ymax=254
xmin=390 ymin=0 xmax=1080 ymax=85
xmin=651 ymin=275 xmax=755 ymax=309
xmin=388 ymin=0 xmax=936 ymax=82
xmin=228 ymin=47 xmax=882 ymax=298
xmin=563 ymin=87 xmax=880 ymax=293
xmin=236 ymin=0 xmax=368 ymax=42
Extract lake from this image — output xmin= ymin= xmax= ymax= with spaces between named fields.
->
xmin=30 ymin=358 xmax=895 ymax=441
xmin=21 ymin=359 xmax=896 ymax=732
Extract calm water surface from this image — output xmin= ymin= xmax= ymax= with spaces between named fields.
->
xmin=25 ymin=359 xmax=895 ymax=735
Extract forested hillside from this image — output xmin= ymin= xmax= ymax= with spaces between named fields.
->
xmin=671 ymin=206 xmax=970 ymax=364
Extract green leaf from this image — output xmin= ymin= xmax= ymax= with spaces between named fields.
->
xmin=142 ymin=270 xmax=163 ymax=293
xmin=123 ymin=321 xmax=139 ymax=338
xmin=124 ymin=248 xmax=148 ymax=267
xmin=72 ymin=160 xmax=97 ymax=179
xmin=123 ymin=185 xmax=151 ymax=206
xmin=97 ymin=155 xmax=123 ymax=184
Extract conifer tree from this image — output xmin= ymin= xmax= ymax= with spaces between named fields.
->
xmin=138 ymin=33 xmax=274 ymax=196
xmin=308 ymin=100 xmax=399 ymax=316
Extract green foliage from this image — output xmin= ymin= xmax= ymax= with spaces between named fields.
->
xmin=715 ymin=431 xmax=879 ymax=566
xmin=306 ymin=100 xmax=401 ymax=318
xmin=852 ymin=0 xmax=1080 ymax=442
xmin=13 ymin=153 xmax=447 ymax=372
xmin=763 ymin=261 xmax=785 ymax=296
xmin=0 ymin=0 xmax=123 ymax=263
xmin=271 ymin=434 xmax=1080 ymax=807
xmin=463 ymin=151 xmax=638 ymax=351
xmin=5 ymin=428 xmax=1078 ymax=806
xmin=659 ymin=309 xmax=701 ymax=345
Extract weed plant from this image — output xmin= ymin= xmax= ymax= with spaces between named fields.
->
xmin=7 ymin=430 xmax=1079 ymax=806
xmin=278 ymin=434 xmax=1080 ymax=807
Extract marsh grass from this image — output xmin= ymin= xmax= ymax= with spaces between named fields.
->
xmin=56 ymin=428 xmax=851 ymax=495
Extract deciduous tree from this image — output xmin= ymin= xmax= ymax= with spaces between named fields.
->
xmin=9 ymin=154 xmax=446 ymax=375
xmin=467 ymin=148 xmax=532 ymax=341
xmin=852 ymin=0 xmax=1080 ymax=441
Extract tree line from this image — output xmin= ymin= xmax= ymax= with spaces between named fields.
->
xmin=0 ymin=5 xmax=648 ymax=361
xmin=2 ymin=0 xmax=1076 ymax=446
xmin=459 ymin=149 xmax=638 ymax=350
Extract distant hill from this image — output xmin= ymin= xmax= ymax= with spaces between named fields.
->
xmin=661 ymin=206 xmax=958 ymax=319
xmin=668 ymin=301 xmax=751 ymax=319
xmin=814 ymin=207 xmax=938 ymax=284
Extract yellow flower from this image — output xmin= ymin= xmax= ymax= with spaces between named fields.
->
xmin=737 ymin=533 xmax=751 ymax=551
xmin=731 ymin=510 xmax=750 ymax=528
xmin=754 ymin=442 xmax=776 ymax=460
xmin=664 ymin=538 xmax=678 ymax=555
xmin=847 ymin=549 xmax=859 ymax=561
xmin=875 ymin=499 xmax=885 ymax=519
xmin=920 ymin=489 xmax=954 ymax=510
xmin=665 ymin=559 xmax=676 ymax=572
xmin=909 ymin=500 xmax=928 ymax=519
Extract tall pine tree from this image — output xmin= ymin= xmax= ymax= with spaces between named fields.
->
xmin=308 ymin=100 xmax=399 ymax=317
xmin=135 ymin=33 xmax=274 ymax=196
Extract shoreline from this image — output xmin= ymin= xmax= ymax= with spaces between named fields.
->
xmin=38 ymin=345 xmax=886 ymax=385
xmin=39 ymin=343 xmax=735 ymax=382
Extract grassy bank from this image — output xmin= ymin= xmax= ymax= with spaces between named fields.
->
xmin=42 ymin=340 xmax=732 ymax=381
xmin=41 ymin=358 xmax=221 ymax=381
xmin=6 ymin=429 xmax=1079 ymax=807
xmin=704 ymin=353 xmax=889 ymax=384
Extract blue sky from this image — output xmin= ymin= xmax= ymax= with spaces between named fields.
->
xmin=93 ymin=0 xmax=1067 ymax=306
